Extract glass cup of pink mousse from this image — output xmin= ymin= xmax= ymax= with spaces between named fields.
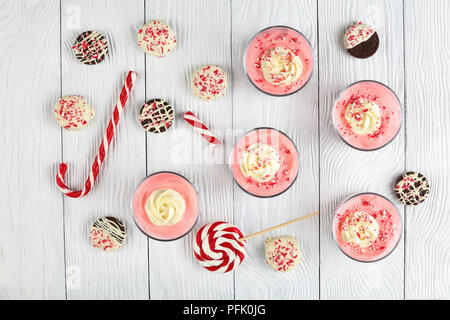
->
xmin=231 ymin=127 xmax=299 ymax=198
xmin=132 ymin=171 xmax=199 ymax=241
xmin=332 ymin=192 xmax=402 ymax=262
xmin=332 ymin=80 xmax=402 ymax=151
xmin=244 ymin=25 xmax=314 ymax=96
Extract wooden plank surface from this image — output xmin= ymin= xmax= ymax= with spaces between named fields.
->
xmin=0 ymin=0 xmax=449 ymax=300
xmin=145 ymin=0 xmax=234 ymax=299
xmin=0 ymin=0 xmax=65 ymax=299
xmin=404 ymin=0 xmax=450 ymax=300
xmin=318 ymin=0 xmax=405 ymax=299
xmin=232 ymin=0 xmax=320 ymax=300
xmin=61 ymin=0 xmax=148 ymax=299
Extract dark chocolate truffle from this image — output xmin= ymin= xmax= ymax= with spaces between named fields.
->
xmin=343 ymin=22 xmax=379 ymax=59
xmin=138 ymin=98 xmax=174 ymax=133
xmin=72 ymin=30 xmax=108 ymax=65
xmin=394 ymin=172 xmax=430 ymax=205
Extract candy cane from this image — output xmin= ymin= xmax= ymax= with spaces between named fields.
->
xmin=183 ymin=111 xmax=221 ymax=145
xmin=56 ymin=71 xmax=137 ymax=198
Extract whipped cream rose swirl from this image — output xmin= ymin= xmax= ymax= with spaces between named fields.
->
xmin=344 ymin=98 xmax=381 ymax=135
xmin=341 ymin=211 xmax=379 ymax=248
xmin=261 ymin=47 xmax=303 ymax=86
xmin=145 ymin=188 xmax=186 ymax=226
xmin=240 ymin=143 xmax=281 ymax=183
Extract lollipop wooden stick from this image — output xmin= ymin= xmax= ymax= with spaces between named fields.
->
xmin=239 ymin=211 xmax=319 ymax=242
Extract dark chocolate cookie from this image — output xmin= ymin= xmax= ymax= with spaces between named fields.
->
xmin=138 ymin=98 xmax=174 ymax=133
xmin=72 ymin=30 xmax=108 ymax=65
xmin=343 ymin=22 xmax=379 ymax=59
xmin=394 ymin=172 xmax=430 ymax=205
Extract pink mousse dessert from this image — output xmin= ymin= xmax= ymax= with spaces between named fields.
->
xmin=333 ymin=80 xmax=402 ymax=151
xmin=332 ymin=193 xmax=402 ymax=262
xmin=231 ymin=128 xmax=299 ymax=198
xmin=244 ymin=26 xmax=314 ymax=96
xmin=132 ymin=172 xmax=199 ymax=241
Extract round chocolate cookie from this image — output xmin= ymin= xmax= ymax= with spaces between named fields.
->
xmin=90 ymin=217 xmax=127 ymax=252
xmin=72 ymin=30 xmax=108 ymax=65
xmin=138 ymin=99 xmax=174 ymax=133
xmin=343 ymin=22 xmax=379 ymax=59
xmin=394 ymin=172 xmax=430 ymax=205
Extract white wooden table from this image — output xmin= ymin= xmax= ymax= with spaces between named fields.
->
xmin=1 ymin=0 xmax=449 ymax=300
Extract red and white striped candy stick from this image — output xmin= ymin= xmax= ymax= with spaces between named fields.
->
xmin=183 ymin=111 xmax=221 ymax=145
xmin=56 ymin=70 xmax=137 ymax=198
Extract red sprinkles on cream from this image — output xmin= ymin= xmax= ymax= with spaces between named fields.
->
xmin=335 ymin=198 xmax=397 ymax=258
xmin=90 ymin=217 xmax=126 ymax=252
xmin=54 ymin=95 xmax=95 ymax=130
xmin=137 ymin=20 xmax=177 ymax=57
xmin=343 ymin=21 xmax=375 ymax=49
xmin=191 ymin=65 xmax=227 ymax=101
xmin=265 ymin=236 xmax=301 ymax=272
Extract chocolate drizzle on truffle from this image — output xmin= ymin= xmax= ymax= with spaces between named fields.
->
xmin=90 ymin=216 xmax=126 ymax=252
xmin=395 ymin=172 xmax=430 ymax=205
xmin=139 ymin=99 xmax=174 ymax=133
xmin=72 ymin=30 xmax=108 ymax=65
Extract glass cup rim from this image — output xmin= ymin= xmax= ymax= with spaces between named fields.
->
xmin=230 ymin=126 xmax=300 ymax=198
xmin=331 ymin=191 xmax=403 ymax=263
xmin=131 ymin=170 xmax=199 ymax=242
xmin=243 ymin=25 xmax=314 ymax=97
xmin=331 ymin=79 xmax=403 ymax=152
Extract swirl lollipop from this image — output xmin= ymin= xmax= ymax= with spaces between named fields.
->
xmin=193 ymin=221 xmax=246 ymax=273
xmin=193 ymin=212 xmax=319 ymax=273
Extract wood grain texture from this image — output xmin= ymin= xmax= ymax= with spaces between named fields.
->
xmin=61 ymin=0 xmax=149 ymax=299
xmin=318 ymin=0 xmax=405 ymax=299
xmin=145 ymin=0 xmax=234 ymax=299
xmin=1 ymin=0 xmax=450 ymax=300
xmin=404 ymin=0 xmax=450 ymax=299
xmin=0 ymin=0 xmax=66 ymax=299
xmin=232 ymin=0 xmax=320 ymax=300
